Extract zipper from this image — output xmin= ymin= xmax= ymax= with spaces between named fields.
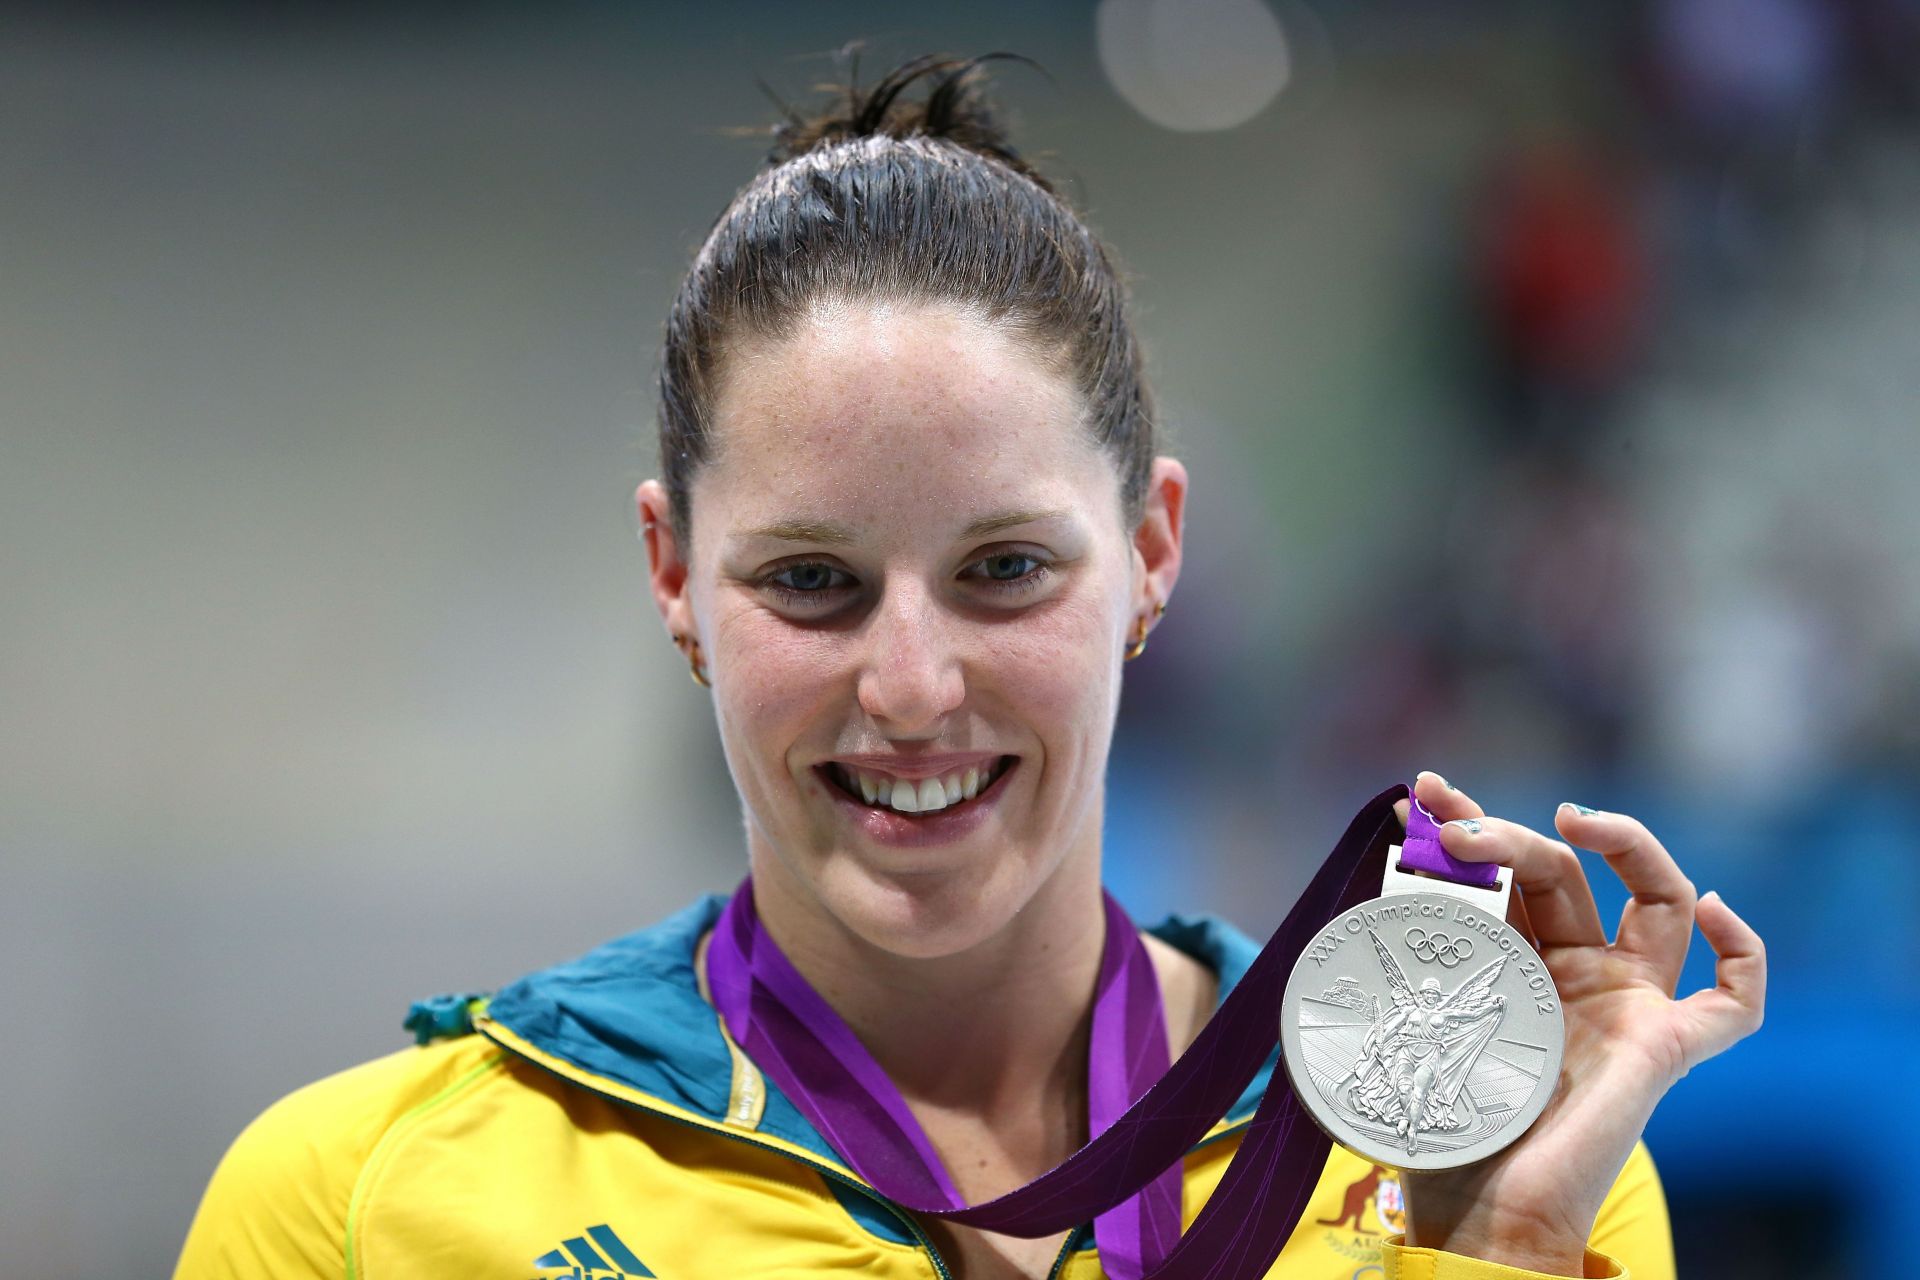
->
xmin=1042 ymin=1224 xmax=1089 ymax=1279
xmin=478 ymin=1021 xmax=954 ymax=1279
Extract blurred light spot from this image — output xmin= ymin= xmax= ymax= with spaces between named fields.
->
xmin=1097 ymin=0 xmax=1291 ymax=132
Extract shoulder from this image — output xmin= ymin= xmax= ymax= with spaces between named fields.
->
xmin=263 ymin=1032 xmax=508 ymax=1146
xmin=217 ymin=1033 xmax=509 ymax=1189
xmin=174 ymin=1036 xmax=507 ymax=1279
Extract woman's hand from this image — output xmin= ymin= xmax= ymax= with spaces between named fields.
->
xmin=1393 ymin=771 xmax=1766 ymax=1276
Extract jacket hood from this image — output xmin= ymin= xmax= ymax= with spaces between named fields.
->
xmin=481 ymin=895 xmax=1277 ymax=1169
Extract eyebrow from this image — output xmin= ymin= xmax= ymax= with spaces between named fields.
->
xmin=737 ymin=519 xmax=859 ymax=545
xmin=738 ymin=508 xmax=1072 ymax=545
xmin=959 ymin=507 xmax=1073 ymax=538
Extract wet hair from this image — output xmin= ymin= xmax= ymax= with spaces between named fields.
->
xmin=656 ymin=53 xmax=1155 ymax=546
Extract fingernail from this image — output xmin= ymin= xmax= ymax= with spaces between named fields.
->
xmin=1447 ymin=818 xmax=1482 ymax=835
xmin=1559 ymin=802 xmax=1597 ymax=816
xmin=1701 ymin=889 xmax=1722 ymax=906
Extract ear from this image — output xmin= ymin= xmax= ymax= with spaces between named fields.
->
xmin=1130 ymin=456 xmax=1187 ymax=627
xmin=636 ymin=480 xmax=697 ymax=643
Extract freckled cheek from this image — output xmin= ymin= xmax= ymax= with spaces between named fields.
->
xmin=710 ymin=616 xmax=842 ymax=798
xmin=983 ymin=605 xmax=1121 ymax=749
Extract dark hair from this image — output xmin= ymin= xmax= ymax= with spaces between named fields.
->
xmin=656 ymin=53 xmax=1155 ymax=546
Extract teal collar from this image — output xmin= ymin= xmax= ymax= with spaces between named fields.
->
xmin=482 ymin=895 xmax=1276 ymax=1167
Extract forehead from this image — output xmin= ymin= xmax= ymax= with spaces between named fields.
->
xmin=698 ymin=298 xmax=1113 ymax=535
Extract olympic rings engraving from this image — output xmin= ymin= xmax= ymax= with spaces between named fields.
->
xmin=1404 ymin=927 xmax=1473 ymax=968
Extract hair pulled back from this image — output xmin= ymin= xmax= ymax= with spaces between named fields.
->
xmin=656 ymin=53 xmax=1155 ymax=545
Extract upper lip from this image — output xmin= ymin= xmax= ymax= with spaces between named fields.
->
xmin=824 ymin=751 xmax=1009 ymax=780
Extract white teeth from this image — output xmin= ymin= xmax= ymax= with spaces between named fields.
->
xmin=837 ymin=759 xmax=1007 ymax=814
xmin=890 ymin=778 xmax=920 ymax=813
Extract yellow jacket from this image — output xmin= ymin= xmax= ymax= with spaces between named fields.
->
xmin=176 ymin=898 xmax=1672 ymax=1279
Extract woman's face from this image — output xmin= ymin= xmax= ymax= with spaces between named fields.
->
xmin=639 ymin=297 xmax=1183 ymax=960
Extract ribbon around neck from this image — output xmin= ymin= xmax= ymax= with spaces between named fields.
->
xmin=703 ymin=783 xmax=1406 ymax=1279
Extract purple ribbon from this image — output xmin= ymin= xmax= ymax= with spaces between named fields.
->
xmin=1396 ymin=792 xmax=1499 ymax=887
xmin=705 ymin=784 xmax=1406 ymax=1279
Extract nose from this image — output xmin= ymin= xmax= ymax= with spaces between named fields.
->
xmin=856 ymin=580 xmax=966 ymax=735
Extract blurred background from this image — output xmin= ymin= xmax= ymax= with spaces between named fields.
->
xmin=3 ymin=1 xmax=1914 ymax=1275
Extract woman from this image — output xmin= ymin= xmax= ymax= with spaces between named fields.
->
xmin=175 ymin=57 xmax=1764 ymax=1280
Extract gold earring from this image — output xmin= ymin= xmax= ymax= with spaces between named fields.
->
xmin=673 ymin=634 xmax=711 ymax=688
xmin=1124 ymin=602 xmax=1166 ymax=662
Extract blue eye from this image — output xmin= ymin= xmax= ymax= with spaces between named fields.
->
xmin=980 ymin=553 xmax=1040 ymax=581
xmin=963 ymin=551 xmax=1052 ymax=596
xmin=775 ymin=563 xmax=842 ymax=592
xmin=760 ymin=560 xmax=860 ymax=610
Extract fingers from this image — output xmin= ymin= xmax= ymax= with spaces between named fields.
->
xmin=1413 ymin=770 xmax=1484 ymax=823
xmin=1674 ymin=891 xmax=1767 ymax=1067
xmin=1556 ymin=805 xmax=1697 ymax=986
xmin=1402 ymin=772 xmax=1762 ymax=1083
xmin=1436 ymin=813 xmax=1608 ymax=948
xmin=1404 ymin=772 xmax=1574 ymax=944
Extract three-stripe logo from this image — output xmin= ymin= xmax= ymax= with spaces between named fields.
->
xmin=532 ymin=1223 xmax=656 ymax=1278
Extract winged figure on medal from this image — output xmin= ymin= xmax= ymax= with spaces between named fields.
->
xmin=1334 ymin=931 xmax=1510 ymax=1155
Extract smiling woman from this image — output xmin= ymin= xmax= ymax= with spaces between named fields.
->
xmin=649 ymin=294 xmax=1181 ymax=968
xmin=175 ymin=54 xmax=1760 ymax=1280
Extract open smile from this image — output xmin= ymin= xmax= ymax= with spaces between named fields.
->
xmin=823 ymin=756 xmax=1017 ymax=815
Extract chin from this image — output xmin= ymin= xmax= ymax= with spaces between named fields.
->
xmin=813 ymin=852 xmax=1042 ymax=961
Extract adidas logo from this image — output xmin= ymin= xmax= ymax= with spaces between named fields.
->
xmin=530 ymin=1224 xmax=656 ymax=1278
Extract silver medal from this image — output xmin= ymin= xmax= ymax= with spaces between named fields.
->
xmin=1279 ymin=846 xmax=1564 ymax=1170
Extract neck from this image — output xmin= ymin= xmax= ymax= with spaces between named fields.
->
xmin=745 ymin=842 xmax=1109 ymax=1133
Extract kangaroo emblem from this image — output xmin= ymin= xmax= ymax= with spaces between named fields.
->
xmin=1316 ymin=1164 xmax=1390 ymax=1233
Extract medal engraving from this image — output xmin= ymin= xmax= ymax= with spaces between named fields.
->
xmin=1281 ymin=888 xmax=1564 ymax=1170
